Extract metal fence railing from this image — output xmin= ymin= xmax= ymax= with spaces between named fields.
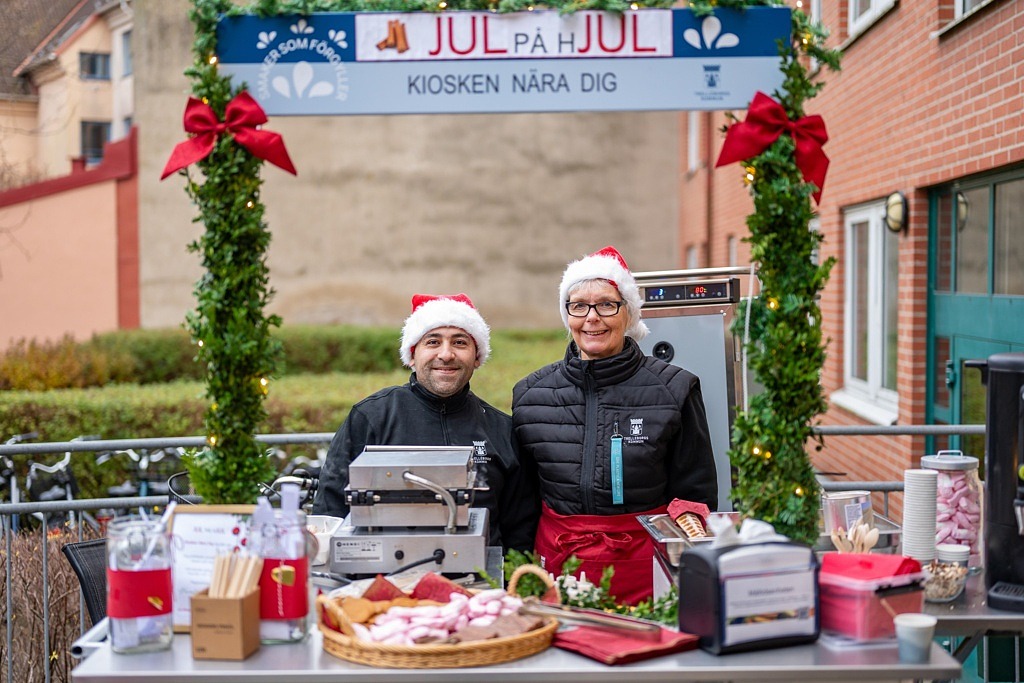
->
xmin=0 ymin=427 xmax=985 ymax=683
xmin=0 ymin=434 xmax=333 ymax=683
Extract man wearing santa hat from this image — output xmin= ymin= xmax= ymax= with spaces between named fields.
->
xmin=313 ymin=294 xmax=538 ymax=553
xmin=513 ymin=246 xmax=717 ymax=603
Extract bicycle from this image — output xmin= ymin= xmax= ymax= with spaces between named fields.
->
xmin=2 ymin=432 xmax=39 ymax=533
xmin=24 ymin=435 xmax=102 ymax=535
xmin=265 ymin=446 xmax=324 ymax=511
xmin=97 ymin=445 xmax=184 ymax=516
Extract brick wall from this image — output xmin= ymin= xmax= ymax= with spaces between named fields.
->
xmin=679 ymin=0 xmax=1024 ymax=504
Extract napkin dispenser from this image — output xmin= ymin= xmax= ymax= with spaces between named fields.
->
xmin=677 ymin=541 xmax=819 ymax=654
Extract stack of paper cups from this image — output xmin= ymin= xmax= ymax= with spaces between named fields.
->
xmin=902 ymin=469 xmax=938 ymax=562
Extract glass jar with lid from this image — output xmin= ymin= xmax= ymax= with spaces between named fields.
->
xmin=921 ymin=450 xmax=983 ymax=569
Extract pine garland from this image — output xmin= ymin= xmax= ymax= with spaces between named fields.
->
xmin=181 ymin=0 xmax=283 ymax=504
xmin=180 ymin=1 xmax=841 ymax=532
xmin=689 ymin=0 xmax=841 ymax=544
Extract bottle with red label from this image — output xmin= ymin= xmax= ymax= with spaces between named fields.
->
xmin=253 ymin=488 xmax=309 ymax=643
xmin=106 ymin=517 xmax=174 ymax=653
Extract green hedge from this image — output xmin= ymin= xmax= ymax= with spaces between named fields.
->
xmin=0 ymin=328 xmax=568 ymax=499
xmin=0 ymin=373 xmax=382 ymax=500
xmin=0 ymin=325 xmax=404 ymax=390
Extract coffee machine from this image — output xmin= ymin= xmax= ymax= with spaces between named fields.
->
xmin=980 ymin=352 xmax=1024 ymax=611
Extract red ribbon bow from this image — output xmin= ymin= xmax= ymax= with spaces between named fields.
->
xmin=160 ymin=91 xmax=297 ymax=180
xmin=715 ymin=91 xmax=829 ymax=203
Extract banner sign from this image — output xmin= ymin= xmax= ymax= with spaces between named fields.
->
xmin=215 ymin=8 xmax=791 ymax=116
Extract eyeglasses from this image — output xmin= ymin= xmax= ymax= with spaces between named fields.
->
xmin=565 ymin=301 xmax=624 ymax=318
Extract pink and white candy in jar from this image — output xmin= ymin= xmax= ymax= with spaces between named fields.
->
xmin=922 ymin=450 xmax=982 ymax=568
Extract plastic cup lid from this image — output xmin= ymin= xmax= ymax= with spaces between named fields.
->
xmin=921 ymin=450 xmax=979 ymax=471
xmin=936 ymin=543 xmax=971 ymax=561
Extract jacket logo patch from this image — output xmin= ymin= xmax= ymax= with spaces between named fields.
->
xmin=625 ymin=418 xmax=648 ymax=444
xmin=472 ymin=440 xmax=491 ymax=466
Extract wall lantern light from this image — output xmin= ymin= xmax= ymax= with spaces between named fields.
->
xmin=884 ymin=191 xmax=908 ymax=234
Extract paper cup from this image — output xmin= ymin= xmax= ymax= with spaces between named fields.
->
xmin=893 ymin=613 xmax=936 ymax=663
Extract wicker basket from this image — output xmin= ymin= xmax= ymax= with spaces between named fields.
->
xmin=317 ymin=565 xmax=559 ymax=669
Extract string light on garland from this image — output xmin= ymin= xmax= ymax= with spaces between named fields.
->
xmin=246 ymin=200 xmax=255 ymax=209
xmin=698 ymin=0 xmax=842 ymax=546
xmin=208 ymin=55 xmax=218 ymax=65
xmin=207 ymin=434 xmax=218 ymax=447
xmin=438 ymin=1 xmax=447 ymax=8
xmin=258 ymin=376 xmax=270 ymax=395
xmin=630 ymin=3 xmax=639 ymax=9
xmin=197 ymin=339 xmax=204 ymax=347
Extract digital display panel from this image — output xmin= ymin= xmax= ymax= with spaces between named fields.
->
xmin=644 ymin=280 xmax=732 ymax=304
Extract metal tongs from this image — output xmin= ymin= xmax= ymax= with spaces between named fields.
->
xmin=518 ymin=597 xmax=662 ymax=639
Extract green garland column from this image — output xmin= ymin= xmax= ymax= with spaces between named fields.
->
xmin=692 ymin=2 xmax=841 ymax=545
xmin=181 ymin=0 xmax=282 ymax=504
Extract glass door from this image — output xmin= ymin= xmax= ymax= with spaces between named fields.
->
xmin=948 ymin=337 xmax=1013 ymax=472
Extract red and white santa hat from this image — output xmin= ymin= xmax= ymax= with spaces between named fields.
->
xmin=558 ymin=245 xmax=650 ymax=341
xmin=400 ymin=293 xmax=491 ymax=367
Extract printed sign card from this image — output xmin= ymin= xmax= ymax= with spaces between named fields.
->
xmin=168 ymin=505 xmax=255 ymax=631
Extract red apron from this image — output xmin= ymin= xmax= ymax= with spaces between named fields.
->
xmin=535 ymin=501 xmax=667 ymax=605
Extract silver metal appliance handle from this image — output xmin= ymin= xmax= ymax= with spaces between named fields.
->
xmin=402 ymin=471 xmax=457 ymax=533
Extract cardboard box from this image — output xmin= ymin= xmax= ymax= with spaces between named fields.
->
xmin=190 ymin=588 xmax=261 ymax=660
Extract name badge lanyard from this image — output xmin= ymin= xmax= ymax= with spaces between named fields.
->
xmin=611 ymin=421 xmax=624 ymax=505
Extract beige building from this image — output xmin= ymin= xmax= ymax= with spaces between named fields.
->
xmin=135 ymin=1 xmax=680 ymax=332
xmin=0 ymin=0 xmax=138 ymax=349
xmin=1 ymin=0 xmax=133 ymax=182
xmin=1 ymin=0 xmax=683 ymax=348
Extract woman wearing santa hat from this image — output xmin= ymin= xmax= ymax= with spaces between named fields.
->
xmin=512 ymin=246 xmax=717 ymax=604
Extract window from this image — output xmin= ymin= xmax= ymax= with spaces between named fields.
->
xmin=686 ymin=245 xmax=700 ymax=269
xmin=809 ymin=0 xmax=822 ymax=23
xmin=956 ymin=186 xmax=988 ymax=293
xmin=956 ymin=0 xmax=987 ymax=19
xmin=834 ymin=202 xmax=899 ymax=422
xmin=687 ymin=112 xmax=700 ymax=173
xmin=848 ymin=0 xmax=895 ymax=37
xmin=994 ymin=178 xmax=1024 ymax=295
xmin=81 ymin=121 xmax=111 ymax=164
xmin=121 ymin=31 xmax=133 ymax=76
xmin=934 ymin=173 xmax=1024 ymax=296
xmin=79 ymin=52 xmax=110 ymax=80
xmin=809 ymin=217 xmax=821 ymax=267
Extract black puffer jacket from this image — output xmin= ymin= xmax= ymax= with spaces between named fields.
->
xmin=512 ymin=338 xmax=717 ymax=516
xmin=312 ymin=374 xmax=539 ymax=553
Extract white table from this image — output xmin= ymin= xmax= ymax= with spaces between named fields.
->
xmin=72 ymin=627 xmax=961 ymax=682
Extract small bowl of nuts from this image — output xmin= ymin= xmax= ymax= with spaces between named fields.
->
xmin=923 ymin=559 xmax=969 ymax=603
